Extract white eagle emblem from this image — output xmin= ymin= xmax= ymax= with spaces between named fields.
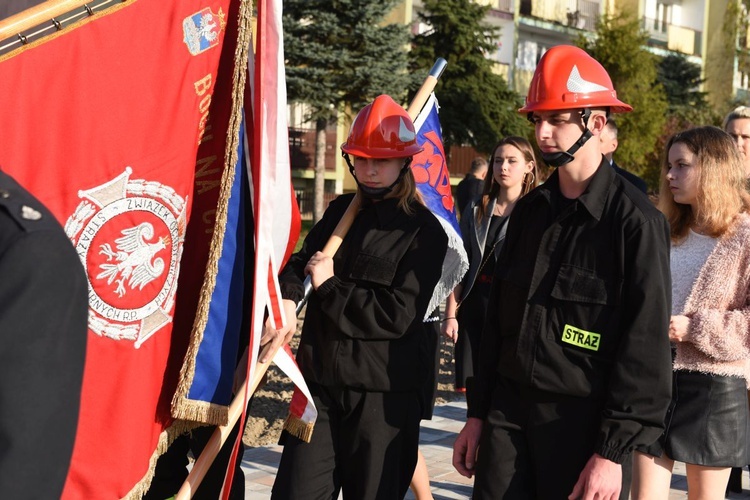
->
xmin=182 ymin=7 xmax=226 ymax=56
xmin=97 ymin=223 xmax=167 ymax=298
xmin=66 ymin=167 xmax=186 ymax=347
xmin=198 ymin=13 xmax=219 ymax=42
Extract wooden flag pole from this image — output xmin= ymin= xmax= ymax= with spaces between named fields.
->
xmin=0 ymin=0 xmax=91 ymax=41
xmin=175 ymin=57 xmax=447 ymax=499
xmin=406 ymin=57 xmax=447 ymax=118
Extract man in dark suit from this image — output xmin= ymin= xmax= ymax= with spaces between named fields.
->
xmin=455 ymin=157 xmax=488 ymax=218
xmin=0 ymin=168 xmax=88 ymax=498
xmin=600 ymin=119 xmax=648 ymax=194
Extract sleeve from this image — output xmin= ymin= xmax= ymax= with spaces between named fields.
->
xmin=278 ymin=199 xmax=344 ymax=304
xmin=466 ymin=277 xmax=501 ymax=419
xmin=687 ymin=288 xmax=750 ymax=363
xmin=314 ymin=216 xmax=448 ymax=341
xmin=595 ymin=215 xmax=673 ymax=463
xmin=0 ymin=230 xmax=88 ymax=498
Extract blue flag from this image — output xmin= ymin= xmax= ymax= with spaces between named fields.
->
xmin=411 ymin=93 xmax=469 ymax=316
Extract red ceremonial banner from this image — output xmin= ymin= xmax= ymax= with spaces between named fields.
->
xmin=0 ymin=0 xmax=245 ymax=496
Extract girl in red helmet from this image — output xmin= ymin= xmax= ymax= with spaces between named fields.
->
xmin=270 ymin=95 xmax=449 ymax=499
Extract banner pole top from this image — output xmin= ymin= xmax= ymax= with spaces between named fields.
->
xmin=429 ymin=58 xmax=447 ymax=80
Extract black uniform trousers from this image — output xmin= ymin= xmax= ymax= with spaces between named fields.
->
xmin=473 ymin=376 xmax=631 ymax=500
xmin=272 ymin=382 xmax=422 ymax=500
xmin=144 ymin=417 xmax=246 ymax=500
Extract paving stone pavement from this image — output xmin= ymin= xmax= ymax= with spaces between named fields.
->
xmin=241 ymin=400 xmax=750 ymax=499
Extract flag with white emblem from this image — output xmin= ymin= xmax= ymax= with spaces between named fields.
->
xmin=0 ymin=0 xmax=248 ymax=497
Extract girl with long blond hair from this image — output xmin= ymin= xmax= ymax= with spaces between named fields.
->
xmin=441 ymin=136 xmax=539 ymax=391
xmin=633 ymin=126 xmax=750 ymax=500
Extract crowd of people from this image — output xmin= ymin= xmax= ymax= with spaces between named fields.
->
xmin=260 ymin=44 xmax=750 ymax=500
xmin=7 ymin=42 xmax=750 ymax=499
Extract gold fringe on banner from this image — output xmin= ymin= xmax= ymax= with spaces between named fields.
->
xmin=170 ymin=0 xmax=253 ymax=427
xmin=123 ymin=423 xmax=183 ymax=500
xmin=127 ymin=0 xmax=253 ymax=495
xmin=0 ymin=0 xmax=254 ymax=496
xmin=284 ymin=414 xmax=315 ymax=444
xmin=123 ymin=417 xmax=214 ymax=500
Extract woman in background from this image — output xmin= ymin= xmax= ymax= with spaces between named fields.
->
xmin=441 ymin=136 xmax=538 ymax=392
xmin=633 ymin=126 xmax=750 ymax=500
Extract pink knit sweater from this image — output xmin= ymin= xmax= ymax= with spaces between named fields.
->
xmin=674 ymin=213 xmax=750 ymax=386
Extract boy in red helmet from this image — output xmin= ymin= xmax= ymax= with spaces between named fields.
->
xmin=452 ymin=45 xmax=672 ymax=499
xmin=270 ymin=95 xmax=449 ymax=499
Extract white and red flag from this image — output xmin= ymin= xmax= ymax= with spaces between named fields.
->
xmin=219 ymin=0 xmax=310 ymax=492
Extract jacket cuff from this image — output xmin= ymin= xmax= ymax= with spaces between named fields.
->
xmin=280 ymin=281 xmax=304 ymax=304
xmin=315 ymin=275 xmax=341 ymax=299
xmin=595 ymin=444 xmax=628 ymax=465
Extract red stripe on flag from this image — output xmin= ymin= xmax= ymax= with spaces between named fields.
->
xmin=267 ymin=260 xmax=285 ymax=328
xmin=220 ymin=0 xmax=302 ymax=495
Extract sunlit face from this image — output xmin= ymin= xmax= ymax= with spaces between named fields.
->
xmin=530 ymin=110 xmax=585 ymax=157
xmin=666 ymin=142 xmax=700 ymax=209
xmin=353 ymin=156 xmax=403 ymax=196
xmin=492 ymin=145 xmax=533 ymax=190
xmin=725 ymin=118 xmax=750 ymax=177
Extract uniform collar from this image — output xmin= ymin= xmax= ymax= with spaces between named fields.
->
xmin=362 ymin=196 xmax=408 ymax=226
xmin=574 ymin=158 xmax=613 ymax=221
xmin=532 ymin=157 xmax=613 ymax=221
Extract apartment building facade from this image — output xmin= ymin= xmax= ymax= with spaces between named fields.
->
xmin=288 ymin=0 xmax=748 ymax=210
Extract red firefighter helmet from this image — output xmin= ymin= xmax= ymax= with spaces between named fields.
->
xmin=341 ymin=95 xmax=424 ymax=158
xmin=519 ymin=45 xmax=632 ymax=114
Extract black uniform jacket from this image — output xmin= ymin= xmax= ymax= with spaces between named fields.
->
xmin=612 ymin=159 xmax=648 ymax=194
xmin=280 ymin=194 xmax=448 ymax=392
xmin=0 ymin=170 xmax=88 ymax=498
xmin=457 ymin=197 xmax=507 ymax=302
xmin=470 ymin=160 xmax=672 ymax=464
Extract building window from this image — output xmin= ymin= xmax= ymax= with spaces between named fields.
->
xmin=517 ymin=40 xmax=537 ymax=71
xmin=654 ymin=2 xmax=672 ymax=33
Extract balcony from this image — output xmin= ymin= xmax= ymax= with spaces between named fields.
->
xmin=520 ymin=0 xmax=600 ymax=31
xmin=642 ymin=17 xmax=702 ymax=56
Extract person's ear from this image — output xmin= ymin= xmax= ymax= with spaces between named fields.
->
xmin=589 ymin=113 xmax=607 ymax=136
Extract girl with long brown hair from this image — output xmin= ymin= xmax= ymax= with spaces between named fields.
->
xmin=441 ymin=136 xmax=539 ymax=391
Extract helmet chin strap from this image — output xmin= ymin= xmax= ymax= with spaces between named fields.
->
xmin=342 ymin=153 xmax=412 ymax=200
xmin=534 ymin=108 xmax=594 ymax=168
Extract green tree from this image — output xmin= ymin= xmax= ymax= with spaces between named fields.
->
xmin=657 ymin=53 xmax=714 ymax=121
xmin=643 ymin=54 xmax=720 ymax=190
xmin=282 ymin=0 xmax=413 ymax=221
xmin=409 ymin=0 xmax=529 ymax=155
xmin=576 ymin=12 xmax=668 ymax=186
